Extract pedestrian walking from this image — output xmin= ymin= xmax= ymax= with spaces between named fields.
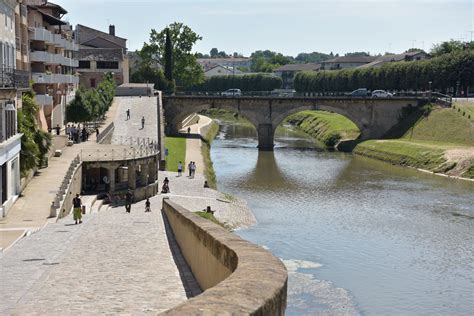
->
xmin=125 ymin=190 xmax=133 ymax=213
xmin=95 ymin=127 xmax=99 ymax=138
xmin=66 ymin=124 xmax=70 ymax=138
xmin=55 ymin=124 xmax=60 ymax=135
xmin=188 ymin=161 xmax=193 ymax=177
xmin=161 ymin=177 xmax=170 ymax=193
xmin=126 ymin=109 xmax=130 ymax=120
xmin=187 ymin=126 xmax=191 ymax=134
xmin=191 ymin=162 xmax=196 ymax=178
xmin=145 ymin=198 xmax=151 ymax=212
xmin=177 ymin=161 xmax=183 ymax=176
xmin=73 ymin=194 xmax=83 ymax=224
xmin=141 ymin=116 xmax=145 ymax=129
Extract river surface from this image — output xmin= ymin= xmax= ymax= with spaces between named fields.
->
xmin=210 ymin=122 xmax=474 ymax=316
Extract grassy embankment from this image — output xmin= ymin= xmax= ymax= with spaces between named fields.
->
xmin=164 ymin=136 xmax=186 ymax=172
xmin=354 ymin=103 xmax=474 ymax=178
xmin=195 ymin=211 xmax=226 ymax=228
xmin=285 ymin=111 xmax=360 ymax=147
xmin=200 ymin=121 xmax=220 ymax=189
xmin=200 ymin=108 xmax=253 ymax=126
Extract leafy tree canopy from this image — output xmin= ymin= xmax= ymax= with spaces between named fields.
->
xmin=140 ymin=22 xmax=204 ymax=88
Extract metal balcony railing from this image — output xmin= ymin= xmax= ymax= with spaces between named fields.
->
xmin=0 ymin=67 xmax=30 ymax=89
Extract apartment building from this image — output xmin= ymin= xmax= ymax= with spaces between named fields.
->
xmin=1 ymin=0 xmax=30 ymax=217
xmin=27 ymin=0 xmax=78 ymax=130
xmin=75 ymin=24 xmax=129 ymax=88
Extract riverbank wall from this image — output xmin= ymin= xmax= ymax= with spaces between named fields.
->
xmin=162 ymin=199 xmax=287 ymax=315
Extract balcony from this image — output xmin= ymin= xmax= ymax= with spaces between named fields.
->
xmin=30 ymin=27 xmax=54 ymax=43
xmin=0 ymin=67 xmax=30 ymax=89
xmin=35 ymin=94 xmax=54 ymax=106
xmin=52 ymin=34 xmax=79 ymax=51
xmin=32 ymin=73 xmax=79 ymax=85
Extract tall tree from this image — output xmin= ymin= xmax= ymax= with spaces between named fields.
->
xmin=164 ymin=28 xmax=173 ymax=82
xmin=210 ymin=48 xmax=218 ymax=58
xmin=140 ymin=22 xmax=204 ymax=88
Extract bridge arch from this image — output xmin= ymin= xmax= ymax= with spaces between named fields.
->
xmin=163 ymin=96 xmax=422 ymax=151
xmin=165 ymin=101 xmax=260 ymax=135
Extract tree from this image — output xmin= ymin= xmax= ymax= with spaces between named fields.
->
xmin=431 ymin=40 xmax=474 ymax=57
xmin=210 ymin=48 xmax=218 ymax=58
xmin=164 ymin=28 xmax=173 ymax=82
xmin=18 ymin=92 xmax=51 ymax=176
xmin=141 ymin=22 xmax=205 ymax=88
xmin=295 ymin=52 xmax=332 ymax=63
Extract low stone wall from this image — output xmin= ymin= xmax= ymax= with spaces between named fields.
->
xmin=58 ymin=164 xmax=83 ymax=219
xmin=162 ymin=199 xmax=287 ymax=315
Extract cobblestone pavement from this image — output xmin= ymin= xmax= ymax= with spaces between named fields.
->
xmin=111 ymin=96 xmax=159 ymax=143
xmin=0 ymin=99 xmax=121 ymax=250
xmin=1 ymin=199 xmax=188 ymax=314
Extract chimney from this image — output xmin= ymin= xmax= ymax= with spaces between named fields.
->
xmin=109 ymin=25 xmax=115 ymax=36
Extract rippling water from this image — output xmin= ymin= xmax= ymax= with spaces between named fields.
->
xmin=211 ymin=123 xmax=474 ymax=315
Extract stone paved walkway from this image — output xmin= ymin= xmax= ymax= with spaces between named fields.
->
xmin=0 ymin=199 xmax=189 ymax=314
xmin=0 ymin=99 xmax=122 ymax=251
xmin=111 ymin=96 xmax=158 ymax=143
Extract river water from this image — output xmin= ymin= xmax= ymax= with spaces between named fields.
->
xmin=210 ymin=122 xmax=474 ymax=315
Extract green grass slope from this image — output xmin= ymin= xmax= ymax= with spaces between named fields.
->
xmin=285 ymin=111 xmax=360 ymax=147
xmin=164 ymin=136 xmax=186 ymax=172
xmin=355 ymin=104 xmax=474 ymax=178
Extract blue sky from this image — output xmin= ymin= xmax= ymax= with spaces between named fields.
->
xmin=56 ymin=0 xmax=473 ymax=57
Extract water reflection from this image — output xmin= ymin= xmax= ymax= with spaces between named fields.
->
xmin=211 ymin=121 xmax=474 ymax=315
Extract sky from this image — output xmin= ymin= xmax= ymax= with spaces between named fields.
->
xmin=55 ymin=0 xmax=473 ymax=57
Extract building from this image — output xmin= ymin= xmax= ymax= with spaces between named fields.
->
xmin=1 ymin=0 xmax=30 ymax=217
xmin=197 ymin=57 xmax=252 ymax=72
xmin=27 ymin=0 xmax=79 ymax=130
xmin=320 ymin=55 xmax=377 ymax=70
xmin=75 ymin=24 xmax=129 ymax=89
xmin=274 ymin=63 xmax=321 ymax=89
xmin=204 ymin=64 xmax=243 ymax=78
xmin=357 ymin=51 xmax=430 ymax=69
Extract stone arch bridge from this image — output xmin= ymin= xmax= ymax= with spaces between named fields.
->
xmin=163 ymin=96 xmax=425 ymax=151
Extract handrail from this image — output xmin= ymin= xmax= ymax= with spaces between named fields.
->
xmin=96 ymin=122 xmax=114 ymax=144
xmin=50 ymin=155 xmax=81 ymax=218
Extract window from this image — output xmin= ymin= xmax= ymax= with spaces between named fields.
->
xmin=90 ymin=78 xmax=96 ymax=88
xmin=79 ymin=60 xmax=91 ymax=69
xmin=96 ymin=61 xmax=119 ymax=69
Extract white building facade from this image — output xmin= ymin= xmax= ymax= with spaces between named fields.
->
xmin=1 ymin=0 xmax=28 ymax=217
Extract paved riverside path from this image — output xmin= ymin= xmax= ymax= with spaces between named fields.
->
xmin=0 ymin=98 xmax=122 ymax=251
xmin=0 ymin=200 xmax=189 ymax=314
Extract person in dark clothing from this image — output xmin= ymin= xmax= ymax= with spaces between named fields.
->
xmin=126 ymin=109 xmax=130 ymax=120
xmin=125 ymin=190 xmax=133 ymax=213
xmin=145 ymin=198 xmax=151 ymax=212
xmin=55 ymin=124 xmax=60 ymax=135
xmin=72 ymin=194 xmax=83 ymax=224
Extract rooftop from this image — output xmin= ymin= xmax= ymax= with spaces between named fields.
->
xmin=322 ymin=55 xmax=377 ymax=64
xmin=275 ymin=63 xmax=321 ymax=72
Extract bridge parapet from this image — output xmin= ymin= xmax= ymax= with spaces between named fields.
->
xmin=163 ymin=96 xmax=424 ymax=151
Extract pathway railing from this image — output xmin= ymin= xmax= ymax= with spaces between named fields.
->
xmin=111 ymin=136 xmax=158 ymax=147
xmin=50 ymin=155 xmax=81 ymax=218
xmin=96 ymin=122 xmax=115 ymax=144
xmin=81 ymin=144 xmax=159 ymax=162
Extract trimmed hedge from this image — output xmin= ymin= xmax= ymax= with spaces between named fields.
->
xmin=294 ymin=50 xmax=474 ymax=93
xmin=190 ymin=74 xmax=282 ymax=92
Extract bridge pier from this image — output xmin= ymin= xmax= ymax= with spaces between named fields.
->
xmin=257 ymin=124 xmax=274 ymax=151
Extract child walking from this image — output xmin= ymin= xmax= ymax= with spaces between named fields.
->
xmin=145 ymin=198 xmax=151 ymax=212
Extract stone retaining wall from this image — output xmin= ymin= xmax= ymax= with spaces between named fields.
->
xmin=162 ymin=199 xmax=287 ymax=315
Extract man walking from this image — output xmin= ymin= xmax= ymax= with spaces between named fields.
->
xmin=177 ymin=161 xmax=183 ymax=176
xmin=73 ymin=194 xmax=83 ymax=224
xmin=125 ymin=190 xmax=133 ymax=213
xmin=141 ymin=116 xmax=145 ymax=129
xmin=126 ymin=109 xmax=130 ymax=120
xmin=188 ymin=161 xmax=193 ymax=177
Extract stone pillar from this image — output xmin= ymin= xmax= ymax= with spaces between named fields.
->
xmin=108 ymin=167 xmax=115 ymax=193
xmin=139 ymin=163 xmax=148 ymax=187
xmin=128 ymin=164 xmax=136 ymax=190
xmin=257 ymin=124 xmax=274 ymax=151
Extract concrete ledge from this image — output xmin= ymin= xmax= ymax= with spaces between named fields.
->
xmin=162 ymin=199 xmax=287 ymax=315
